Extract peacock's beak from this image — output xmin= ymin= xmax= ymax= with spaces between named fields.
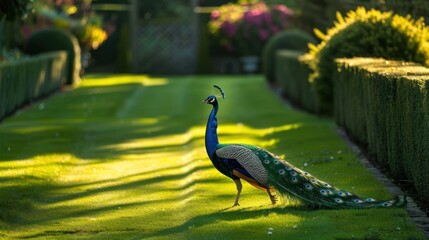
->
xmin=202 ymin=98 xmax=209 ymax=104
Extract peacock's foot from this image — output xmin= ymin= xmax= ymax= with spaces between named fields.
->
xmin=232 ymin=202 xmax=240 ymax=207
xmin=268 ymin=190 xmax=278 ymax=205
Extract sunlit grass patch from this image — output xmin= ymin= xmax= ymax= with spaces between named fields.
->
xmin=0 ymin=75 xmax=425 ymax=239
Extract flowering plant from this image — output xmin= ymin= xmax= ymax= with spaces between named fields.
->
xmin=209 ymin=1 xmax=293 ymax=56
xmin=21 ymin=1 xmax=108 ymax=51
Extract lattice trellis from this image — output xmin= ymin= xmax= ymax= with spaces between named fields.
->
xmin=136 ymin=21 xmax=197 ymax=74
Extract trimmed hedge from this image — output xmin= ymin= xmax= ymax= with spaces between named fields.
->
xmin=307 ymin=7 xmax=429 ymax=113
xmin=262 ymin=29 xmax=316 ymax=83
xmin=0 ymin=51 xmax=67 ymax=121
xmin=25 ymin=27 xmax=81 ymax=85
xmin=275 ymin=50 xmax=321 ymax=113
xmin=334 ymin=57 xmax=429 ymax=201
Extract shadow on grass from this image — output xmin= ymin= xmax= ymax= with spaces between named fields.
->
xmin=0 ymin=76 xmax=308 ymax=237
xmin=145 ymin=206 xmax=307 ymax=238
xmin=0 ymin=152 xmax=214 ymax=224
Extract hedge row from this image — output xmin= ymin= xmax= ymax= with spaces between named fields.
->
xmin=263 ymin=29 xmax=316 ymax=82
xmin=334 ymin=58 xmax=429 ymax=200
xmin=275 ymin=50 xmax=321 ymax=113
xmin=0 ymin=51 xmax=67 ymax=121
xmin=25 ymin=28 xmax=81 ymax=85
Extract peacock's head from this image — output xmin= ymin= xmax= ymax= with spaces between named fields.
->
xmin=203 ymin=85 xmax=224 ymax=106
xmin=203 ymin=95 xmax=218 ymax=105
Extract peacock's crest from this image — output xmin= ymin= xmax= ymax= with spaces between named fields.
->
xmin=213 ymin=85 xmax=225 ymax=100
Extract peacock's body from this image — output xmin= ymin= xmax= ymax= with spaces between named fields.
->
xmin=203 ymin=86 xmax=405 ymax=208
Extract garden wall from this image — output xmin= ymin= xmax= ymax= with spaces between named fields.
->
xmin=334 ymin=58 xmax=429 ymax=200
xmin=0 ymin=51 xmax=67 ymax=121
xmin=275 ymin=50 xmax=321 ymax=113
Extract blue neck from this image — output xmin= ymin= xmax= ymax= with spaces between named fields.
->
xmin=205 ymin=103 xmax=219 ymax=159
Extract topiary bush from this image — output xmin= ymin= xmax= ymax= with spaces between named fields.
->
xmin=306 ymin=7 xmax=429 ymax=113
xmin=24 ymin=27 xmax=81 ymax=85
xmin=262 ymin=28 xmax=316 ymax=82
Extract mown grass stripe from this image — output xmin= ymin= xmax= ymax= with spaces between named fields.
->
xmin=0 ymin=75 xmax=425 ymax=239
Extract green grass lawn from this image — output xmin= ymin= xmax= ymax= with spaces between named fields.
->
xmin=0 ymin=74 xmax=425 ymax=239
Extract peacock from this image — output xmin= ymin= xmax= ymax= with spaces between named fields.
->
xmin=203 ymin=85 xmax=406 ymax=208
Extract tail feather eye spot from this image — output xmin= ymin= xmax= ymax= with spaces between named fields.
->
xmin=285 ymin=166 xmax=292 ymax=171
xmin=291 ymin=177 xmax=298 ymax=183
xmin=335 ymin=198 xmax=344 ymax=203
xmin=278 ymin=169 xmax=286 ymax=175
xmin=337 ymin=191 xmax=345 ymax=196
xmin=320 ymin=189 xmax=328 ymax=196
xmin=304 ymin=183 xmax=313 ymax=190
xmin=366 ymin=198 xmax=376 ymax=202
xmin=323 ymin=183 xmax=331 ymax=188
xmin=264 ymin=160 xmax=270 ymax=164
xmin=273 ymin=160 xmax=280 ymax=164
xmin=290 ymin=171 xmax=298 ymax=176
xmin=353 ymin=199 xmax=363 ymax=203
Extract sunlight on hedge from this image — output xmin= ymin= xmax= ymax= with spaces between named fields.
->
xmin=306 ymin=6 xmax=429 ymax=112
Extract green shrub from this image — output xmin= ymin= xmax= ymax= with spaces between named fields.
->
xmin=24 ymin=27 xmax=81 ymax=85
xmin=307 ymin=7 xmax=429 ymax=113
xmin=275 ymin=50 xmax=320 ymax=113
xmin=334 ymin=57 xmax=429 ymax=203
xmin=262 ymin=29 xmax=316 ymax=82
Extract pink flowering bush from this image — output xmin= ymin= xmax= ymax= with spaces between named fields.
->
xmin=209 ymin=1 xmax=294 ymax=56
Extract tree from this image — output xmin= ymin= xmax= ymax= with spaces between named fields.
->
xmin=0 ymin=0 xmax=33 ymax=21
xmin=0 ymin=0 xmax=34 ymax=52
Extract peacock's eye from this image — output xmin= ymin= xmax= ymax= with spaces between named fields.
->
xmin=209 ymin=98 xmax=215 ymax=103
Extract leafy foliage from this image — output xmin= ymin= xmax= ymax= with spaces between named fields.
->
xmin=306 ymin=7 xmax=429 ymax=113
xmin=0 ymin=0 xmax=33 ymax=54
xmin=0 ymin=0 xmax=33 ymax=21
xmin=27 ymin=1 xmax=108 ymax=51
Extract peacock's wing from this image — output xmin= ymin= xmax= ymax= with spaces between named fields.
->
xmin=217 ymin=143 xmax=405 ymax=209
xmin=215 ymin=144 xmax=269 ymax=186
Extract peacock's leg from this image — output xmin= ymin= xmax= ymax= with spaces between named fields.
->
xmin=267 ymin=187 xmax=277 ymax=205
xmin=233 ymin=178 xmax=242 ymax=207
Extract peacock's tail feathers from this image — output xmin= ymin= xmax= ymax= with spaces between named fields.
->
xmin=232 ymin=144 xmax=406 ymax=209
